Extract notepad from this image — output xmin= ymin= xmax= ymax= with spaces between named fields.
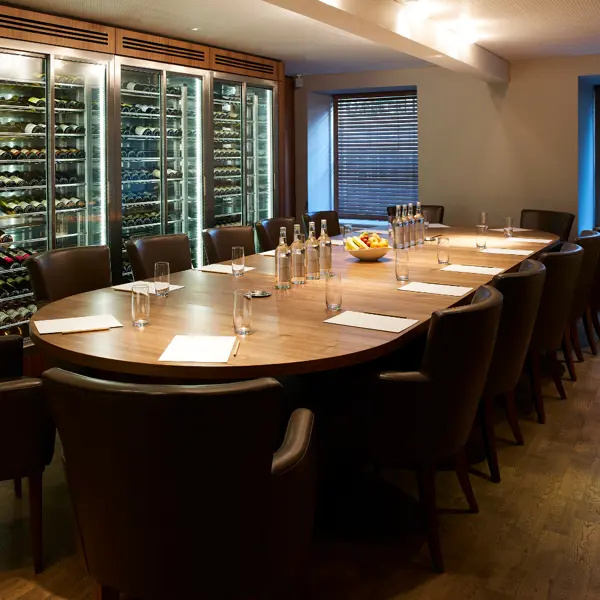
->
xmin=426 ymin=223 xmax=450 ymax=229
xmin=260 ymin=250 xmax=276 ymax=256
xmin=112 ymin=282 xmax=185 ymax=294
xmin=331 ymin=240 xmax=344 ymax=246
xmin=504 ymin=237 xmax=553 ymax=244
xmin=481 ymin=248 xmax=532 ymax=256
xmin=158 ymin=335 xmax=237 ymax=363
xmin=489 ymin=228 xmax=531 ymax=232
xmin=399 ymin=282 xmax=473 ymax=297
xmin=441 ymin=264 xmax=504 ymax=276
xmin=195 ymin=265 xmax=256 ymax=274
xmin=324 ymin=311 xmax=418 ymax=333
xmin=35 ymin=315 xmax=123 ymax=335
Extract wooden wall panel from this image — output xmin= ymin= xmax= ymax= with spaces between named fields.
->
xmin=279 ymin=76 xmax=296 ymax=218
xmin=210 ymin=48 xmax=282 ymax=81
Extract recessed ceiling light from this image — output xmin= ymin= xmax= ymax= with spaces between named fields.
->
xmin=191 ymin=27 xmax=199 ymax=31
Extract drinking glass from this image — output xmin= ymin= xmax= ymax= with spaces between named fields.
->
xmin=154 ymin=261 xmax=170 ymax=297
xmin=437 ymin=237 xmax=450 ymax=264
xmin=395 ymin=248 xmax=409 ymax=281
xmin=325 ymin=273 xmax=343 ymax=310
xmin=504 ymin=217 xmax=514 ymax=238
xmin=231 ymin=246 xmax=245 ymax=277
xmin=479 ymin=212 xmax=488 ymax=226
xmin=233 ymin=289 xmax=252 ymax=335
xmin=476 ymin=224 xmax=488 ymax=250
xmin=423 ymin=210 xmax=430 ymax=229
xmin=131 ymin=284 xmax=150 ymax=328
xmin=342 ymin=224 xmax=352 ymax=238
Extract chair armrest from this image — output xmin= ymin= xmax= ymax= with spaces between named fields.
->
xmin=0 ymin=335 xmax=23 ymax=379
xmin=0 ymin=377 xmax=42 ymax=395
xmin=379 ymin=371 xmax=429 ymax=384
xmin=272 ymin=408 xmax=314 ymax=476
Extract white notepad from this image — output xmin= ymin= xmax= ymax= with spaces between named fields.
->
xmin=399 ymin=282 xmax=473 ymax=297
xmin=481 ymin=248 xmax=532 ymax=256
xmin=112 ymin=282 xmax=185 ymax=294
xmin=195 ymin=264 xmax=256 ymax=274
xmin=489 ymin=228 xmax=531 ymax=232
xmin=324 ymin=311 xmax=418 ymax=333
xmin=331 ymin=240 xmax=344 ymax=246
xmin=426 ymin=223 xmax=450 ymax=229
xmin=158 ymin=335 xmax=237 ymax=363
xmin=504 ymin=237 xmax=553 ymax=244
xmin=441 ymin=264 xmax=504 ymax=276
xmin=260 ymin=250 xmax=276 ymax=256
xmin=35 ymin=315 xmax=123 ymax=335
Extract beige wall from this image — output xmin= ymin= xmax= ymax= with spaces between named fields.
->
xmin=295 ymin=55 xmax=600 ymax=231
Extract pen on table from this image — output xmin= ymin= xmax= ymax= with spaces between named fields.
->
xmin=233 ymin=339 xmax=240 ymax=357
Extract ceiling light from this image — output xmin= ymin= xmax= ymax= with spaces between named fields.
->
xmin=448 ymin=16 xmax=480 ymax=44
xmin=399 ymin=0 xmax=432 ymax=22
xmin=191 ymin=27 xmax=199 ymax=31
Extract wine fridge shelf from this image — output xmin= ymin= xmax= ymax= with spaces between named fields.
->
xmin=0 ymin=77 xmax=83 ymax=89
xmin=0 ymin=182 xmax=84 ymax=192
xmin=122 ymin=198 xmax=183 ymax=208
xmin=214 ymin=137 xmax=241 ymax=142
xmin=122 ymin=178 xmax=160 ymax=185
xmin=214 ymin=212 xmax=242 ymax=219
xmin=0 ymin=207 xmax=85 ymax=219
xmin=0 ymin=319 xmax=29 ymax=332
xmin=0 ymin=133 xmax=85 ymax=138
xmin=0 ymin=292 xmax=34 ymax=303
xmin=121 ymin=113 xmax=182 ymax=119
xmin=214 ymin=98 xmax=241 ymax=105
xmin=122 ymin=222 xmax=160 ymax=231
xmin=120 ymin=89 xmax=192 ymax=99
xmin=0 ymin=105 xmax=85 ymax=113
xmin=121 ymin=136 xmax=182 ymax=140
xmin=214 ymin=118 xmax=241 ymax=123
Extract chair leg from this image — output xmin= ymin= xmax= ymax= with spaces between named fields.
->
xmin=548 ymin=350 xmax=567 ymax=400
xmin=416 ymin=464 xmax=444 ymax=573
xmin=592 ymin=305 xmax=600 ymax=339
xmin=504 ymin=390 xmax=524 ymax=446
xmin=454 ymin=448 xmax=479 ymax=512
xmin=98 ymin=586 xmax=120 ymax=600
xmin=562 ymin=330 xmax=577 ymax=381
xmin=28 ymin=472 xmax=43 ymax=574
xmin=529 ymin=352 xmax=546 ymax=424
xmin=13 ymin=478 xmax=22 ymax=499
xmin=479 ymin=396 xmax=500 ymax=483
xmin=571 ymin=319 xmax=584 ymax=362
xmin=584 ymin=306 xmax=598 ymax=356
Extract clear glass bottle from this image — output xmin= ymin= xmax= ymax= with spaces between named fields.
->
xmin=408 ymin=202 xmax=416 ymax=247
xmin=291 ymin=224 xmax=306 ymax=285
xmin=305 ymin=221 xmax=320 ymax=280
xmin=393 ymin=204 xmax=404 ymax=249
xmin=318 ymin=219 xmax=332 ymax=277
xmin=401 ymin=204 xmax=409 ymax=249
xmin=415 ymin=201 xmax=425 ymax=245
xmin=275 ymin=226 xmax=291 ymax=290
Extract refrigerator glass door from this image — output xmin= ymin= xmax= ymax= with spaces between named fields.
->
xmin=213 ymin=80 xmax=243 ymax=228
xmin=165 ymin=72 xmax=203 ymax=267
xmin=245 ymin=86 xmax=273 ymax=224
xmin=120 ymin=67 xmax=163 ymax=279
xmin=53 ymin=57 xmax=108 ymax=249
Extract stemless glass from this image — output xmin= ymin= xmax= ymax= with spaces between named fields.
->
xmin=423 ymin=210 xmax=430 ymax=229
xmin=233 ymin=289 xmax=252 ymax=335
xmin=231 ymin=246 xmax=245 ymax=277
xmin=131 ymin=284 xmax=150 ymax=328
xmin=479 ymin=212 xmax=488 ymax=226
xmin=476 ymin=224 xmax=488 ymax=250
xmin=325 ymin=273 xmax=343 ymax=311
xmin=154 ymin=261 xmax=170 ymax=296
xmin=395 ymin=248 xmax=409 ymax=281
xmin=342 ymin=224 xmax=352 ymax=239
xmin=504 ymin=217 xmax=514 ymax=238
xmin=437 ymin=237 xmax=450 ymax=264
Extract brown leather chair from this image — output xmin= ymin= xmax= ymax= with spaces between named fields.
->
xmin=356 ymin=285 xmax=503 ymax=572
xmin=43 ymin=368 xmax=315 ymax=600
xmin=0 ymin=336 xmax=55 ymax=573
xmin=125 ymin=234 xmax=192 ymax=280
xmin=386 ymin=204 xmax=445 ymax=224
xmin=520 ymin=209 xmax=575 ymax=241
xmin=255 ymin=217 xmax=295 ymax=251
xmin=590 ymin=226 xmax=600 ymax=340
xmin=528 ymin=242 xmax=583 ymax=423
xmin=480 ymin=260 xmax=546 ymax=482
xmin=25 ymin=245 xmax=111 ymax=305
xmin=302 ymin=211 xmax=341 ymax=237
xmin=202 ymin=226 xmax=255 ymax=264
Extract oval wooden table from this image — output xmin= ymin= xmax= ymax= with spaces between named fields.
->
xmin=30 ymin=227 xmax=558 ymax=381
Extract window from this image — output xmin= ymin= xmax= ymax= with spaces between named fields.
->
xmin=334 ymin=91 xmax=418 ymax=220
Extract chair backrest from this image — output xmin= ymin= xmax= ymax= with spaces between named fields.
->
xmin=520 ymin=209 xmax=575 ymax=241
xmin=484 ymin=259 xmax=546 ymax=396
xmin=255 ymin=217 xmax=295 ymax=252
xmin=571 ymin=230 xmax=600 ymax=319
xmin=43 ymin=368 xmax=285 ymax=600
xmin=529 ymin=242 xmax=584 ymax=352
xmin=125 ymin=234 xmax=192 ymax=281
xmin=386 ymin=204 xmax=445 ymax=224
xmin=302 ymin=211 xmax=341 ymax=237
xmin=25 ymin=246 xmax=111 ymax=304
xmin=201 ymin=226 xmax=255 ymax=264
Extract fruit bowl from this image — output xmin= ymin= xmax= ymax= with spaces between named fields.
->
xmin=347 ymin=247 xmax=391 ymax=261
xmin=344 ymin=231 xmax=390 ymax=261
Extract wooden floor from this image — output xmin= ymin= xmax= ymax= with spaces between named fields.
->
xmin=3 ymin=349 xmax=600 ymax=599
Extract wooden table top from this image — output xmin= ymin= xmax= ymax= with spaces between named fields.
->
xmin=30 ymin=227 xmax=558 ymax=380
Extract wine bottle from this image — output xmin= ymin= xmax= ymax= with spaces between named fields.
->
xmin=63 ymin=197 xmax=76 ymax=209
xmin=5 ymin=309 xmax=20 ymax=322
xmin=0 ymin=148 xmax=10 ymax=160
xmin=56 ymin=124 xmax=74 ymax=134
xmin=24 ymin=123 xmax=45 ymax=134
xmin=73 ymin=125 xmax=85 ymax=134
xmin=26 ymin=303 xmax=37 ymax=314
xmin=9 ymin=175 xmax=26 ymax=187
xmin=0 ymin=310 xmax=11 ymax=325
xmin=135 ymin=126 xmax=153 ymax=136
xmin=75 ymin=197 xmax=86 ymax=208
xmin=55 ymin=197 xmax=67 ymax=210
xmin=15 ymin=306 xmax=32 ymax=319
xmin=28 ymin=97 xmax=46 ymax=107
xmin=0 ymin=230 xmax=13 ymax=243
xmin=0 ymin=251 xmax=16 ymax=269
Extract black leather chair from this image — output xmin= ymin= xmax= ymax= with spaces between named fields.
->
xmin=255 ymin=217 xmax=295 ymax=252
xmin=43 ymin=368 xmax=315 ymax=600
xmin=520 ymin=209 xmax=575 ymax=241
xmin=302 ymin=211 xmax=341 ymax=237
xmin=528 ymin=243 xmax=583 ymax=423
xmin=480 ymin=260 xmax=546 ymax=482
xmin=355 ymin=285 xmax=503 ymax=572
xmin=125 ymin=234 xmax=192 ymax=280
xmin=386 ymin=205 xmax=445 ymax=224
xmin=25 ymin=245 xmax=111 ymax=305
xmin=202 ymin=226 xmax=256 ymax=265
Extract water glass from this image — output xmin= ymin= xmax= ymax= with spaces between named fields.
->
xmin=437 ymin=237 xmax=450 ymax=265
xmin=479 ymin=212 xmax=488 ymax=226
xmin=325 ymin=273 xmax=343 ymax=311
xmin=154 ymin=261 xmax=170 ymax=297
xmin=342 ymin=224 xmax=352 ymax=238
xmin=395 ymin=248 xmax=409 ymax=281
xmin=233 ymin=289 xmax=252 ymax=335
xmin=131 ymin=284 xmax=150 ymax=328
xmin=231 ymin=246 xmax=245 ymax=277
xmin=476 ymin=224 xmax=488 ymax=250
xmin=504 ymin=217 xmax=514 ymax=238
xmin=423 ymin=210 xmax=430 ymax=229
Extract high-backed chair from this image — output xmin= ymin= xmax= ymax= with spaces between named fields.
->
xmin=356 ymin=285 xmax=503 ymax=572
xmin=0 ymin=336 xmax=55 ymax=573
xmin=125 ymin=234 xmax=192 ymax=280
xmin=528 ymin=243 xmax=583 ymax=423
xmin=43 ymin=368 xmax=315 ymax=600
xmin=590 ymin=226 xmax=600 ymax=340
xmin=520 ymin=209 xmax=575 ymax=241
xmin=25 ymin=245 xmax=111 ymax=305
xmin=255 ymin=217 xmax=295 ymax=252
xmin=302 ymin=211 xmax=341 ymax=237
xmin=479 ymin=260 xmax=546 ymax=483
xmin=202 ymin=226 xmax=255 ymax=265
xmin=386 ymin=204 xmax=445 ymax=224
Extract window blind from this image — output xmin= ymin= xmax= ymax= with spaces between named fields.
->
xmin=334 ymin=91 xmax=418 ymax=220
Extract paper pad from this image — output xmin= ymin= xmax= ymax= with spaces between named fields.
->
xmin=441 ymin=265 xmax=504 ymax=276
xmin=35 ymin=315 xmax=122 ymax=335
xmin=158 ymin=335 xmax=237 ymax=363
xmin=399 ymin=282 xmax=473 ymax=297
xmin=324 ymin=311 xmax=418 ymax=333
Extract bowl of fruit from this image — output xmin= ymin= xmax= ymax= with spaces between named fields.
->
xmin=344 ymin=232 xmax=391 ymax=261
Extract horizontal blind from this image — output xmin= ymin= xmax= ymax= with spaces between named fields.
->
xmin=334 ymin=91 xmax=418 ymax=220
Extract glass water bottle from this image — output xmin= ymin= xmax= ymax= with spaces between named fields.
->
xmin=415 ymin=201 xmax=425 ymax=245
xmin=306 ymin=221 xmax=320 ymax=280
xmin=318 ymin=219 xmax=332 ymax=277
xmin=393 ymin=204 xmax=403 ymax=249
xmin=291 ymin=224 xmax=306 ymax=285
xmin=275 ymin=226 xmax=291 ymax=290
xmin=408 ymin=202 xmax=416 ymax=247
